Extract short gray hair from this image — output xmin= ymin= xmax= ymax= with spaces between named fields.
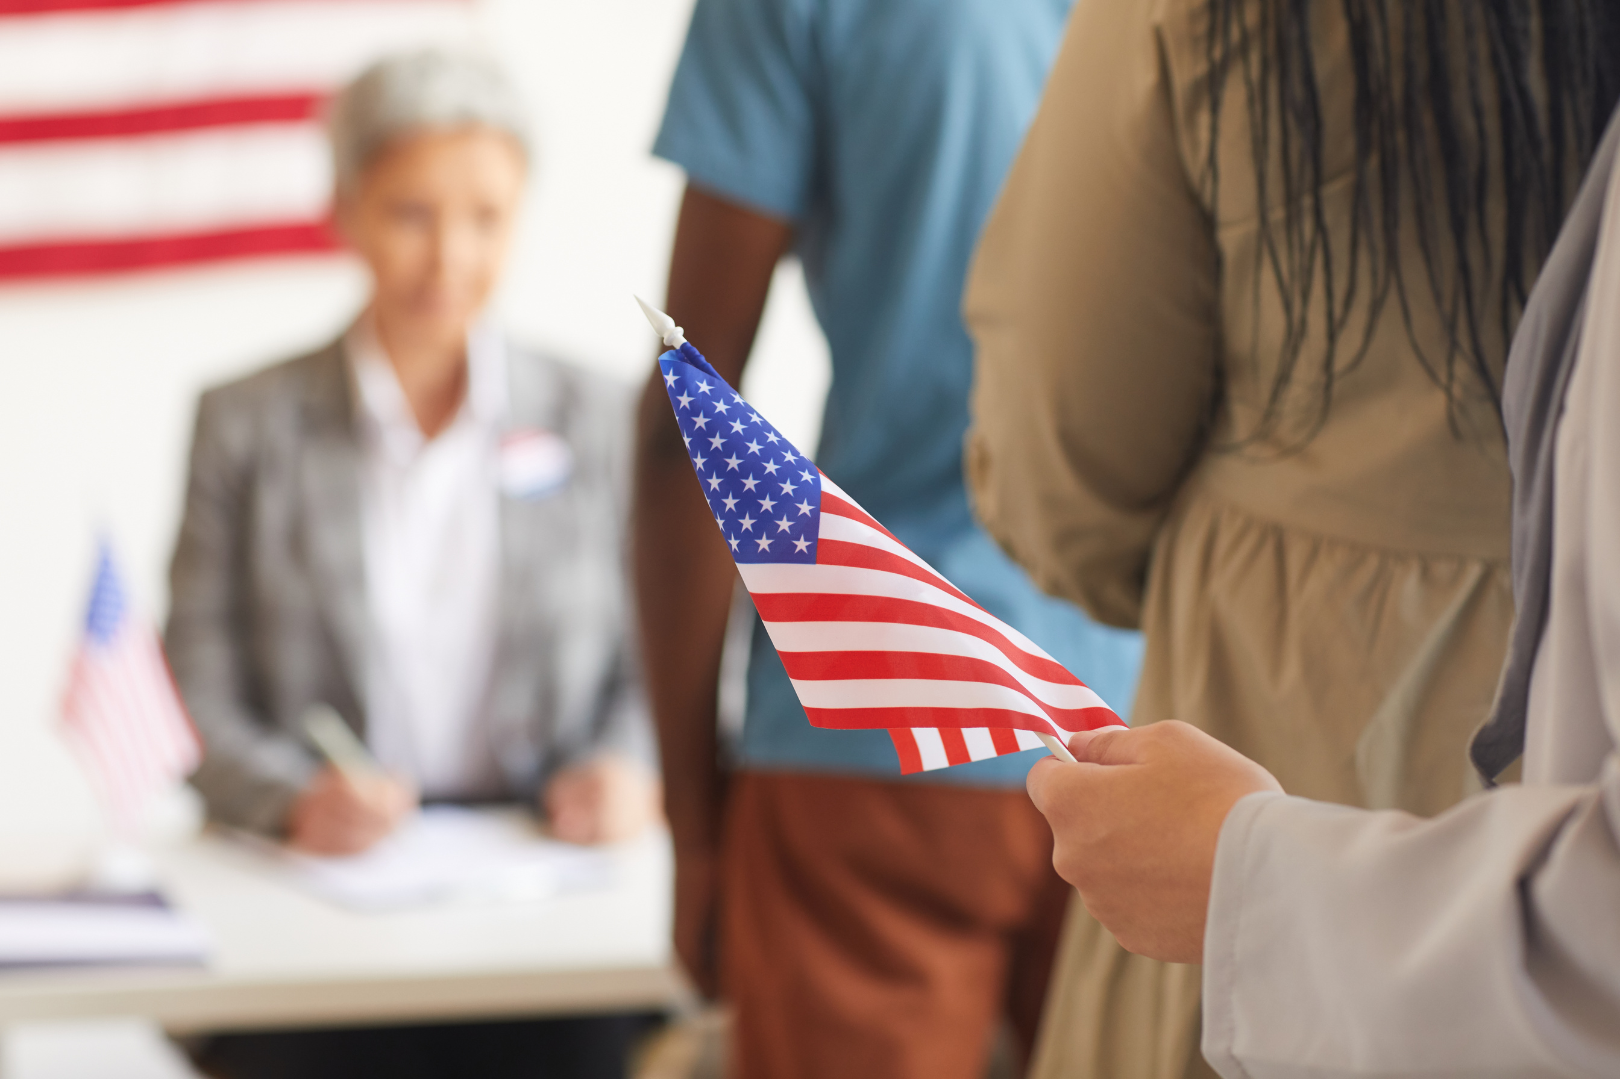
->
xmin=328 ymin=49 xmax=531 ymax=191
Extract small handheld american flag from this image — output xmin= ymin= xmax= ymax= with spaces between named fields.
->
xmin=640 ymin=299 xmax=1123 ymax=773
xmin=60 ymin=542 xmax=201 ymax=832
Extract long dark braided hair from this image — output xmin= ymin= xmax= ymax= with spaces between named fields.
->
xmin=1204 ymin=0 xmax=1620 ymax=446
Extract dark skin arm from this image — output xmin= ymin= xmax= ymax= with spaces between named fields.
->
xmin=633 ymin=185 xmax=794 ymax=997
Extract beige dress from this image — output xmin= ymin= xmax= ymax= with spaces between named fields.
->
xmin=964 ymin=1 xmax=1516 ymax=1075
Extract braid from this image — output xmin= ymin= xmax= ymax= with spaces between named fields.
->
xmin=1203 ymin=0 xmax=1620 ymax=447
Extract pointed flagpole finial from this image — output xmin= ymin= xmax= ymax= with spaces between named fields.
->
xmin=635 ymin=295 xmax=688 ymax=348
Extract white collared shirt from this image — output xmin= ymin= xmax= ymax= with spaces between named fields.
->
xmin=348 ymin=319 xmax=506 ymax=800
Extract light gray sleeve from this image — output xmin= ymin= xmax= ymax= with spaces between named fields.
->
xmin=1203 ymin=121 xmax=1620 ymax=1080
xmin=1202 ymin=779 xmax=1620 ymax=1077
xmin=165 ymin=388 xmax=318 ymax=834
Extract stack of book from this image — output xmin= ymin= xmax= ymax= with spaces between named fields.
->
xmin=0 ymin=891 xmax=207 ymax=970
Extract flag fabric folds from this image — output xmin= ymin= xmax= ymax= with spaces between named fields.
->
xmin=61 ymin=543 xmax=201 ymax=831
xmin=659 ymin=341 xmax=1124 ymax=773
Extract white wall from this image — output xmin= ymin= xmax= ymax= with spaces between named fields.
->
xmin=0 ymin=0 xmax=830 ymax=872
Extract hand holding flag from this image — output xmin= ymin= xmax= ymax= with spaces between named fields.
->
xmin=639 ymin=299 xmax=1124 ymax=773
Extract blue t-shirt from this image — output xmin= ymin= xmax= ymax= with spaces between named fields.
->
xmin=655 ymin=0 xmax=1144 ymax=787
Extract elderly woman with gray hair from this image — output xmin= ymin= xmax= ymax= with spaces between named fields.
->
xmin=165 ymin=50 xmax=659 ymax=1077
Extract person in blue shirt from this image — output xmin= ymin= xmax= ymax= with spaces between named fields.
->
xmin=632 ymin=2 xmax=1143 ymax=1073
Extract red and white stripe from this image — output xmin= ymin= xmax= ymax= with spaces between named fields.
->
xmin=61 ymin=625 xmax=200 ymax=831
xmin=0 ymin=0 xmax=473 ymax=281
xmin=739 ymin=474 xmax=1124 ymax=773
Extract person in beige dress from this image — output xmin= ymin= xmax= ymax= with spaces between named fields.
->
xmin=1024 ymin=103 xmax=1620 ymax=1077
xmin=964 ymin=0 xmax=1620 ymax=1075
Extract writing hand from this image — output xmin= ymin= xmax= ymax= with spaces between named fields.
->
xmin=286 ymin=766 xmax=417 ymax=855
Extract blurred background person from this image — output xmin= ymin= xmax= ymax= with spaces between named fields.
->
xmin=966 ymin=0 xmax=1620 ymax=1076
xmin=164 ymin=49 xmax=659 ymax=1077
xmin=634 ymin=0 xmax=1145 ymax=1075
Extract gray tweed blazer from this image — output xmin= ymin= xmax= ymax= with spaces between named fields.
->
xmin=165 ymin=335 xmax=653 ymax=834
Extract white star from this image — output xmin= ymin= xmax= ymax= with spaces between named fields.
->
xmin=682 ymin=434 xmax=691 ymax=447
xmin=795 ymin=499 xmax=813 ymax=516
xmin=799 ymin=469 xmax=815 ymax=482
xmin=758 ymin=495 xmax=777 ymax=512
xmin=728 ymin=535 xmax=739 ymax=551
xmin=749 ymin=411 xmax=762 ymax=424
xmin=706 ymin=475 xmax=722 ymax=491
xmin=676 ymin=392 xmax=693 ymax=409
xmin=745 ymin=440 xmax=762 ymax=455
xmin=764 ymin=431 xmax=780 ymax=444
xmin=792 ymin=537 xmax=811 ymax=553
xmin=724 ymin=454 xmax=742 ymax=471
xmin=696 ymin=379 xmax=712 ymax=394
xmin=732 ymin=391 xmax=744 ymax=403
xmin=693 ymin=454 xmax=707 ymax=469
xmin=663 ymin=370 xmax=677 ymax=387
xmin=738 ymin=513 xmax=756 ymax=532
xmin=721 ymin=495 xmax=739 ymax=511
xmin=762 ymin=460 xmax=780 ymax=475
xmin=708 ymin=434 xmax=725 ymax=449
xmin=775 ymin=516 xmax=793 ymax=533
xmin=713 ymin=398 xmax=731 ymax=414
xmin=729 ymin=419 xmax=745 ymax=434
xmin=692 ymin=413 xmax=709 ymax=429
xmin=780 ymin=479 xmax=797 ymax=494
xmin=740 ymin=475 xmax=760 ymax=492
xmin=783 ymin=449 xmax=798 ymax=462
xmin=755 ymin=535 xmax=772 ymax=552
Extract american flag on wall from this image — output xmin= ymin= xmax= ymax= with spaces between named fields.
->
xmin=656 ymin=330 xmax=1125 ymax=773
xmin=0 ymin=0 xmax=473 ymax=281
xmin=61 ymin=542 xmax=201 ymax=831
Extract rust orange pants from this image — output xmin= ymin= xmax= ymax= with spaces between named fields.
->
xmin=720 ymin=770 xmax=1071 ymax=1078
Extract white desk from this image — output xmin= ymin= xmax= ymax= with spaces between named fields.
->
xmin=0 ymin=822 xmax=684 ymax=1035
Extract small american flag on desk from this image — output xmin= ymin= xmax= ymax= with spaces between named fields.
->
xmin=640 ymin=299 xmax=1123 ymax=773
xmin=61 ymin=542 xmax=201 ymax=832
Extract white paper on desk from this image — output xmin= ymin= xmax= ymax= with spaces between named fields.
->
xmin=0 ymin=892 xmax=209 ymax=968
xmin=268 ymin=806 xmax=617 ymax=911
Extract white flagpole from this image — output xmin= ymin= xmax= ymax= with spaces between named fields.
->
xmin=636 ymin=296 xmax=688 ymax=348
xmin=1038 ymin=733 xmax=1079 ymax=763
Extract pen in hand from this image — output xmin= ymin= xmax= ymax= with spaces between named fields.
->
xmin=291 ymin=705 xmax=416 ymax=855
xmin=302 ymin=704 xmax=381 ymax=785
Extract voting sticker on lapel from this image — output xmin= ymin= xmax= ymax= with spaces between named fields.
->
xmin=499 ymin=428 xmax=573 ymax=500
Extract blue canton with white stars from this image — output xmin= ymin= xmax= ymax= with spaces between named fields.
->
xmin=660 ymin=345 xmax=821 ymax=564
xmin=84 ymin=542 xmax=129 ymax=647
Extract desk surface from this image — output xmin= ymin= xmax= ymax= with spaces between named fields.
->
xmin=0 ymin=821 xmax=682 ymax=1033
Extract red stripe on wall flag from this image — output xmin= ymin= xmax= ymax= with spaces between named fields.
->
xmin=0 ymin=0 xmax=444 ymax=15
xmin=0 ymin=220 xmax=338 ymax=280
xmin=0 ymin=92 xmax=324 ymax=144
xmin=0 ymin=0 xmax=215 ymax=12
